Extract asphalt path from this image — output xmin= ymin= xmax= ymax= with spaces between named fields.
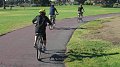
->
xmin=0 ymin=13 xmax=119 ymax=67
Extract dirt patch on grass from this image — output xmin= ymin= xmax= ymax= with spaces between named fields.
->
xmin=84 ymin=16 xmax=120 ymax=45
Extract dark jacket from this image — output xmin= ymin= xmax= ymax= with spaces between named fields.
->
xmin=78 ymin=6 xmax=84 ymax=12
xmin=32 ymin=15 xmax=52 ymax=33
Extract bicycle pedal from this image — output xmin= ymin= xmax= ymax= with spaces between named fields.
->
xmin=53 ymin=24 xmax=56 ymax=26
xmin=39 ymin=48 xmax=45 ymax=53
xmin=34 ymin=46 xmax=37 ymax=48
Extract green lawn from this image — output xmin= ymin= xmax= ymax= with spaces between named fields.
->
xmin=65 ymin=18 xmax=120 ymax=67
xmin=0 ymin=5 xmax=120 ymax=35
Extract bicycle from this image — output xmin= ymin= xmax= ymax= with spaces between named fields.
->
xmin=77 ymin=12 xmax=83 ymax=23
xmin=35 ymin=33 xmax=45 ymax=61
xmin=49 ymin=13 xmax=59 ymax=29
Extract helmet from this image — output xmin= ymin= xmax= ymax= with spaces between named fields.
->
xmin=39 ymin=9 xmax=45 ymax=13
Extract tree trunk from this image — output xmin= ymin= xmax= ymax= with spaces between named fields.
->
xmin=3 ymin=0 xmax=6 ymax=9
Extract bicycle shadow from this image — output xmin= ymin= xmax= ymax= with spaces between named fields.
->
xmin=49 ymin=51 xmax=67 ymax=61
xmin=39 ymin=49 xmax=67 ymax=64
xmin=39 ymin=57 xmax=64 ymax=64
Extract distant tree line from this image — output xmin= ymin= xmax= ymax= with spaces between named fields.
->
xmin=84 ymin=0 xmax=120 ymax=7
xmin=0 ymin=0 xmax=50 ymax=7
xmin=0 ymin=0 xmax=119 ymax=9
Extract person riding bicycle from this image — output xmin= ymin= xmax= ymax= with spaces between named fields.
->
xmin=78 ymin=4 xmax=85 ymax=18
xmin=49 ymin=4 xmax=59 ymax=26
xmin=32 ymin=9 xmax=52 ymax=50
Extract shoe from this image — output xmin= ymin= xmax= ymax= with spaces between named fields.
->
xmin=41 ymin=48 xmax=45 ymax=53
xmin=49 ymin=25 xmax=53 ymax=30
xmin=53 ymin=24 xmax=56 ymax=26
xmin=41 ymin=46 xmax=46 ymax=53
xmin=43 ymin=46 xmax=46 ymax=51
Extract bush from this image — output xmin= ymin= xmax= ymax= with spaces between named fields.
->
xmin=113 ymin=3 xmax=120 ymax=8
xmin=19 ymin=3 xmax=30 ymax=7
xmin=31 ymin=4 xmax=41 ymax=7
xmin=101 ymin=3 xmax=113 ymax=7
xmin=73 ymin=1 xmax=79 ymax=5
xmin=84 ymin=0 xmax=93 ymax=5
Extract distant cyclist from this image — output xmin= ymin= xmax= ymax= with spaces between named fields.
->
xmin=49 ymin=4 xmax=59 ymax=26
xmin=78 ymin=4 xmax=85 ymax=18
xmin=32 ymin=9 xmax=52 ymax=50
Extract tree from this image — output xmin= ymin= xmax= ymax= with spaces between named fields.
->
xmin=0 ymin=0 xmax=3 ymax=7
xmin=116 ymin=0 xmax=120 ymax=3
xmin=75 ymin=0 xmax=86 ymax=4
xmin=40 ymin=0 xmax=50 ymax=6
xmin=93 ymin=0 xmax=118 ymax=7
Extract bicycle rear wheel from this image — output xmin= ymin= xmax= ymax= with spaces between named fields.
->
xmin=37 ymin=47 xmax=41 ymax=61
xmin=50 ymin=16 xmax=56 ymax=29
xmin=36 ymin=35 xmax=43 ymax=61
xmin=77 ymin=14 xmax=83 ymax=23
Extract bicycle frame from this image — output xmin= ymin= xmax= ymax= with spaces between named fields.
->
xmin=50 ymin=15 xmax=56 ymax=25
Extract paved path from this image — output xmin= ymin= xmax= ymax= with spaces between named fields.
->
xmin=0 ymin=13 xmax=120 ymax=67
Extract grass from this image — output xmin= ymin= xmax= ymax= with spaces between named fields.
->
xmin=0 ymin=5 xmax=120 ymax=35
xmin=65 ymin=18 xmax=120 ymax=67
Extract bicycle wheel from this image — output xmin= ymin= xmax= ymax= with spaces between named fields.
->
xmin=49 ymin=25 xmax=53 ymax=30
xmin=77 ymin=14 xmax=83 ymax=23
xmin=51 ymin=16 xmax=56 ymax=28
xmin=77 ymin=17 xmax=80 ymax=23
xmin=36 ymin=35 xmax=43 ymax=61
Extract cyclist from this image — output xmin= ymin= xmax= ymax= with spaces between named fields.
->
xmin=32 ymin=9 xmax=52 ymax=50
xmin=49 ymin=4 xmax=59 ymax=26
xmin=78 ymin=4 xmax=85 ymax=18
